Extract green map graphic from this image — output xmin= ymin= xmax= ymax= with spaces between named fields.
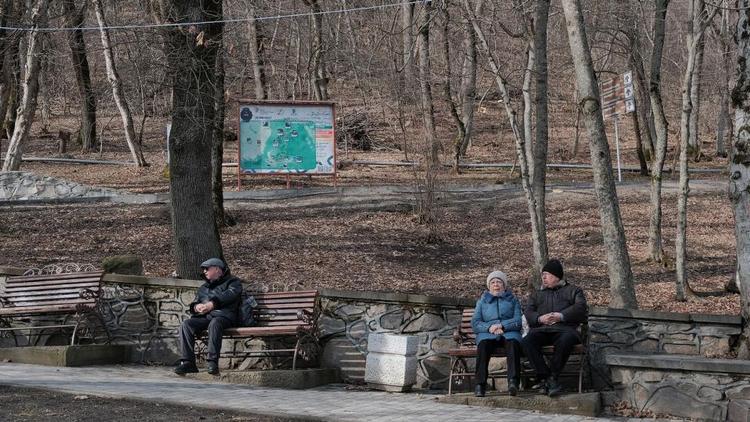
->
xmin=241 ymin=120 xmax=317 ymax=172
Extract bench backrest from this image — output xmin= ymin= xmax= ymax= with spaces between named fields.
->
xmin=0 ymin=271 xmax=104 ymax=317
xmin=457 ymin=308 xmax=477 ymax=346
xmin=251 ymin=289 xmax=319 ymax=329
xmin=456 ymin=307 xmax=588 ymax=348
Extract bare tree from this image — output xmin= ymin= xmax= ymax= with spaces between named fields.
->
xmin=212 ymin=22 xmax=229 ymax=228
xmin=1 ymin=0 xmax=47 ymax=171
xmin=647 ymin=0 xmax=671 ymax=266
xmin=93 ymin=0 xmax=147 ymax=166
xmin=302 ymin=0 xmax=328 ymax=101
xmin=561 ymin=0 xmax=637 ymax=309
xmin=714 ymin=0 xmax=732 ymax=158
xmin=416 ymin=0 xmax=440 ymax=242
xmin=730 ymin=0 xmax=750 ymax=359
xmin=246 ymin=0 xmax=267 ymax=100
xmin=401 ymin=1 xmax=415 ymax=91
xmin=464 ymin=0 xmax=546 ymax=290
xmin=676 ymin=0 xmax=717 ymax=301
xmin=153 ymin=0 xmax=224 ymax=279
xmin=63 ymin=0 xmax=97 ymax=152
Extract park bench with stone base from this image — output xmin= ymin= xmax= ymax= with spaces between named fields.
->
xmin=448 ymin=308 xmax=588 ymax=395
xmin=196 ymin=289 xmax=321 ymax=370
xmin=0 ymin=271 xmax=109 ymax=346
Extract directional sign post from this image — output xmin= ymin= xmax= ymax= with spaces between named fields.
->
xmin=600 ymin=71 xmax=635 ymax=182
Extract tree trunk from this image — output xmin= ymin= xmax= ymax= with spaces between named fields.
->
xmin=464 ymin=0 xmax=545 ymax=291
xmin=716 ymin=1 xmax=732 ymax=158
xmin=63 ymin=0 xmax=97 ymax=152
xmin=676 ymin=0 xmax=715 ymax=300
xmin=438 ymin=4 xmax=466 ymax=174
xmin=730 ymin=0 xmax=750 ymax=358
xmin=401 ymin=2 xmax=415 ymax=95
xmin=93 ymin=0 xmax=147 ymax=166
xmin=417 ymin=0 xmax=439 ymax=242
xmin=1 ymin=0 xmax=47 ymax=171
xmin=156 ymin=0 xmax=224 ymax=279
xmin=302 ymin=0 xmax=328 ymax=101
xmin=2 ymin=0 xmax=22 ymax=141
xmin=561 ymin=0 xmax=638 ymax=309
xmin=0 ymin=0 xmax=12 ymax=139
xmin=531 ymin=0 xmax=551 ymax=289
xmin=212 ymin=26 xmax=228 ymax=228
xmin=688 ymin=12 xmax=706 ymax=161
xmin=522 ymin=39 xmax=535 ymax=182
xmin=458 ymin=11 xmax=477 ymax=157
xmin=247 ymin=0 xmax=267 ymax=100
xmin=648 ymin=0 xmax=670 ymax=265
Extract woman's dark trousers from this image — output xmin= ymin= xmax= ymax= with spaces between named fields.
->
xmin=475 ymin=337 xmax=521 ymax=386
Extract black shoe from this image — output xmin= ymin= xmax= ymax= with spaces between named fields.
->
xmin=474 ymin=384 xmax=486 ymax=397
xmin=547 ymin=377 xmax=563 ymax=397
xmin=508 ymin=379 xmax=519 ymax=396
xmin=531 ymin=377 xmax=548 ymax=394
xmin=174 ymin=361 xmax=198 ymax=375
xmin=207 ymin=360 xmax=219 ymax=375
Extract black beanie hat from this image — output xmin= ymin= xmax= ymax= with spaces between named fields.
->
xmin=542 ymin=259 xmax=564 ymax=280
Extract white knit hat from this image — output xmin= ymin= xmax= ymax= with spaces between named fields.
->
xmin=486 ymin=270 xmax=509 ymax=289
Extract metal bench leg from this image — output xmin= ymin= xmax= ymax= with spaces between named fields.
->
xmin=292 ymin=337 xmax=302 ymax=371
xmin=448 ymin=357 xmax=457 ymax=395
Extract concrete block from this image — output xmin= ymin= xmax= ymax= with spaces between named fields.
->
xmin=364 ymin=352 xmax=417 ymax=389
xmin=188 ymin=368 xmax=339 ymax=389
xmin=729 ymin=400 xmax=750 ymax=422
xmin=440 ymin=391 xmax=602 ymax=417
xmin=0 ymin=345 xmax=132 ymax=366
xmin=367 ymin=333 xmax=419 ymax=355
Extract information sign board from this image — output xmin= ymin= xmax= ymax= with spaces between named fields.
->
xmin=238 ymin=101 xmax=336 ymax=174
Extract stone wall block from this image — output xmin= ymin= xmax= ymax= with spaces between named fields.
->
xmin=700 ymin=337 xmax=731 ymax=357
xmin=630 ymin=338 xmax=659 ymax=353
xmin=648 ymin=385 xmax=724 ymax=421
xmin=697 ymin=385 xmax=724 ymax=401
xmin=159 ymin=301 xmax=184 ymax=312
xmin=365 ymin=304 xmax=387 ymax=318
xmin=636 ymin=370 xmax=665 ymax=383
xmin=379 ymin=309 xmax=407 ymax=330
xmin=402 ymin=313 xmax=445 ymax=333
xmin=336 ymin=304 xmax=367 ymax=317
xmin=144 ymin=289 xmax=174 ymax=301
xmin=663 ymin=343 xmax=698 ymax=355
xmin=319 ymin=315 xmax=346 ymax=337
xmin=727 ymin=385 xmax=750 ymax=400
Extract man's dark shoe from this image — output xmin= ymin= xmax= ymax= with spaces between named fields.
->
xmin=508 ymin=378 xmax=519 ymax=396
xmin=207 ymin=360 xmax=220 ymax=375
xmin=174 ymin=361 xmax=198 ymax=375
xmin=547 ymin=377 xmax=563 ymax=397
xmin=474 ymin=383 xmax=486 ymax=397
xmin=531 ymin=377 xmax=548 ymax=394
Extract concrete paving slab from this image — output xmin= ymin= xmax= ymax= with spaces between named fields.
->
xmin=0 ymin=362 xmax=618 ymax=422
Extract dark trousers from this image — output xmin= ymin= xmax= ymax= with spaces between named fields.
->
xmin=520 ymin=330 xmax=580 ymax=379
xmin=475 ymin=338 xmax=521 ymax=386
xmin=178 ymin=316 xmax=233 ymax=363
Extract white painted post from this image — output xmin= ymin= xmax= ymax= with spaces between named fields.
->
xmin=613 ymin=114 xmax=622 ymax=182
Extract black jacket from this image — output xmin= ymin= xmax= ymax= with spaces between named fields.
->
xmin=189 ymin=272 xmax=243 ymax=323
xmin=524 ymin=282 xmax=588 ymax=340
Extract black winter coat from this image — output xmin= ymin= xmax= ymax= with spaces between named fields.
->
xmin=189 ymin=272 xmax=243 ymax=323
xmin=524 ymin=282 xmax=588 ymax=340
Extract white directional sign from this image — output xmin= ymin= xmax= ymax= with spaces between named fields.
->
xmin=601 ymin=70 xmax=635 ymax=119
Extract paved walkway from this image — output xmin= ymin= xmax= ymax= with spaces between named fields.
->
xmin=0 ymin=363 xmax=621 ymax=421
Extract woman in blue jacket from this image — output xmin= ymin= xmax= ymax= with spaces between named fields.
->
xmin=471 ymin=270 xmax=522 ymax=397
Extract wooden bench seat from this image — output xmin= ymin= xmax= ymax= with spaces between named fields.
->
xmin=0 ymin=271 xmax=107 ymax=346
xmin=448 ymin=308 xmax=588 ymax=395
xmin=197 ymin=289 xmax=320 ymax=370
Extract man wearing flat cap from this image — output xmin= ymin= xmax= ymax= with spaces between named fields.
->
xmin=521 ymin=259 xmax=588 ymax=397
xmin=174 ymin=258 xmax=242 ymax=376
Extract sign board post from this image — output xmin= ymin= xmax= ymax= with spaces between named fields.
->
xmin=600 ymin=71 xmax=635 ymax=182
xmin=237 ymin=100 xmax=337 ymax=189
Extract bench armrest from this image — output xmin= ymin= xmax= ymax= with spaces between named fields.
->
xmin=453 ymin=328 xmax=470 ymax=345
xmin=296 ymin=308 xmax=315 ymax=325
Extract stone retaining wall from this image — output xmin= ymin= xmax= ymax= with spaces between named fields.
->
xmin=588 ymin=307 xmax=743 ymax=389
xmin=605 ymin=354 xmax=750 ymax=420
xmin=0 ymin=172 xmax=120 ymax=201
xmin=1 ymin=270 xmax=745 ymax=397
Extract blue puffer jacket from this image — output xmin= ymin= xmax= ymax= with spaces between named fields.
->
xmin=471 ymin=290 xmax=522 ymax=343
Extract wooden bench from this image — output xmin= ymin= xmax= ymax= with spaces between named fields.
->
xmin=448 ymin=308 xmax=587 ymax=395
xmin=0 ymin=271 xmax=108 ymax=346
xmin=197 ymin=289 xmax=321 ymax=370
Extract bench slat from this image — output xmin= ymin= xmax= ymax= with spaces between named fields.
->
xmin=0 ymin=303 xmax=95 ymax=316
xmin=2 ymin=280 xmax=101 ymax=291
xmin=2 ymin=293 xmax=95 ymax=303
xmin=3 ymin=298 xmax=97 ymax=308
xmin=222 ymin=325 xmax=311 ymax=336
xmin=1 ymin=287 xmax=99 ymax=298
xmin=252 ymin=290 xmax=317 ymax=299
xmin=254 ymin=298 xmax=316 ymax=306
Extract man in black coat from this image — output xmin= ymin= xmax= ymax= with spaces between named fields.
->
xmin=174 ymin=258 xmax=242 ymax=376
xmin=521 ymin=259 xmax=588 ymax=397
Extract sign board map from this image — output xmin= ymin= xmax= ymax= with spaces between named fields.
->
xmin=601 ymin=71 xmax=635 ymax=119
xmin=238 ymin=102 xmax=335 ymax=174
